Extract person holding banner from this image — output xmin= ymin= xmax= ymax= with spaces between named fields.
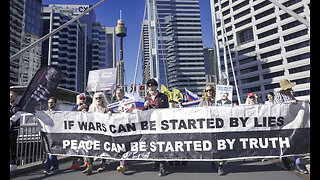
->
xmin=68 ymin=93 xmax=90 ymax=170
xmin=43 ymin=97 xmax=60 ymax=175
xmin=274 ymin=79 xmax=309 ymax=174
xmin=143 ymin=79 xmax=169 ymax=177
xmin=10 ymin=91 xmax=20 ymax=172
xmin=245 ymin=93 xmax=258 ymax=105
xmin=82 ymin=92 xmax=110 ymax=175
xmin=109 ymin=87 xmax=129 ymax=174
xmin=198 ymin=84 xmax=227 ymax=176
xmin=265 ymin=92 xmax=275 ymax=104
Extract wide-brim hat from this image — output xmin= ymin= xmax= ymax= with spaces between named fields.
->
xmin=279 ymin=79 xmax=296 ymax=90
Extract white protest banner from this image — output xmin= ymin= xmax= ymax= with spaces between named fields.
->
xmin=36 ymin=101 xmax=310 ymax=161
xmin=87 ymin=68 xmax=117 ymax=92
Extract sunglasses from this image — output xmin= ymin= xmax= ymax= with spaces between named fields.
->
xmin=205 ymin=89 xmax=214 ymax=92
xmin=95 ymin=97 xmax=102 ymax=100
xmin=80 ymin=97 xmax=86 ymax=100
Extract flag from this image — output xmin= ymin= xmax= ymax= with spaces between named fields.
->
xmin=18 ymin=66 xmax=65 ymax=113
xmin=124 ymin=92 xmax=144 ymax=111
xmin=185 ymin=88 xmax=199 ymax=101
xmin=161 ymin=84 xmax=172 ymax=100
xmin=172 ymin=88 xmax=183 ymax=102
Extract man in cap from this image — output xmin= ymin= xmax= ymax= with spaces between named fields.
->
xmin=71 ymin=93 xmax=89 ymax=112
xmin=143 ymin=79 xmax=169 ymax=110
xmin=274 ymin=79 xmax=309 ymax=174
xmin=143 ymin=79 xmax=169 ymax=176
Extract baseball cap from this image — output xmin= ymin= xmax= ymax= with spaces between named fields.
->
xmin=146 ymin=79 xmax=158 ymax=87
xmin=79 ymin=93 xmax=86 ymax=98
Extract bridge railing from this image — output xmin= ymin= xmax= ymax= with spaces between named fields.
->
xmin=16 ymin=123 xmax=46 ymax=166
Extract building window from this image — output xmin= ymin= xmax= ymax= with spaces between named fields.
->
xmin=261 ymin=59 xmax=283 ymax=69
xmin=263 ymin=70 xmax=284 ymax=79
xmin=285 ymin=41 xmax=309 ymax=52
xmin=288 ymin=64 xmax=310 ymax=74
xmin=258 ymin=38 xmax=279 ymax=49
xmin=237 ymin=28 xmax=254 ymax=45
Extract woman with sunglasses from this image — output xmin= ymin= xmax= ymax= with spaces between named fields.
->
xmin=68 ymin=93 xmax=90 ymax=171
xmin=198 ymin=84 xmax=227 ymax=176
xmin=82 ymin=92 xmax=110 ymax=175
xmin=199 ymin=84 xmax=216 ymax=107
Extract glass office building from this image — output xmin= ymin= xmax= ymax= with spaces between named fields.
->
xmin=147 ymin=0 xmax=206 ymax=96
xmin=18 ymin=0 xmax=43 ymax=86
xmin=41 ymin=5 xmax=87 ymax=92
xmin=41 ymin=4 xmax=116 ymax=92
xmin=10 ymin=0 xmax=25 ymax=85
xmin=91 ymin=23 xmax=116 ymax=70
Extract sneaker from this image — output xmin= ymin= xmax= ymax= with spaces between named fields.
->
xmin=82 ymin=164 xmax=92 ymax=175
xmin=10 ymin=164 xmax=17 ymax=172
xmin=68 ymin=163 xmax=80 ymax=170
xmin=96 ymin=162 xmax=107 ymax=172
xmin=117 ymin=165 xmax=126 ymax=174
xmin=218 ymin=165 xmax=225 ymax=176
xmin=295 ymin=164 xmax=308 ymax=174
xmin=158 ymin=168 xmax=166 ymax=177
xmin=43 ymin=170 xmax=53 ymax=176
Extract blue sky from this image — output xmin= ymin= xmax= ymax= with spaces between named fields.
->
xmin=42 ymin=0 xmax=214 ymax=86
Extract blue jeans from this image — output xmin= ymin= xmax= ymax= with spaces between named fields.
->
xmin=44 ymin=154 xmax=59 ymax=171
xmin=295 ymin=156 xmax=301 ymax=165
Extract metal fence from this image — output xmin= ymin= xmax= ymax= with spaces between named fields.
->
xmin=16 ymin=124 xmax=46 ymax=166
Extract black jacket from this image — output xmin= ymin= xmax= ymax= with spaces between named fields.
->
xmin=143 ymin=92 xmax=169 ymax=110
xmin=10 ymin=103 xmax=20 ymax=131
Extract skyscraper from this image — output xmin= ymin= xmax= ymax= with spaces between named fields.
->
xmin=17 ymin=0 xmax=43 ymax=86
xmin=41 ymin=4 xmax=116 ymax=92
xmin=142 ymin=20 xmax=151 ymax=84
xmin=41 ymin=5 xmax=88 ymax=92
xmin=211 ymin=0 xmax=310 ymax=103
xmin=10 ymin=0 xmax=25 ymax=85
xmin=147 ymin=0 xmax=206 ymax=96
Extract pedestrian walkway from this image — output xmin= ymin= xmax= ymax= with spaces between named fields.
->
xmin=11 ymin=158 xmax=309 ymax=180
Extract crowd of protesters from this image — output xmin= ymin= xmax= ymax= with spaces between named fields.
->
xmin=10 ymin=78 xmax=309 ymax=176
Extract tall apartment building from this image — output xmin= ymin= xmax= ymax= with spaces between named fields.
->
xmin=41 ymin=5 xmax=87 ymax=92
xmin=211 ymin=0 xmax=310 ymax=103
xmin=10 ymin=0 xmax=25 ymax=85
xmin=41 ymin=4 xmax=116 ymax=92
xmin=105 ymin=27 xmax=117 ymax=69
xmin=18 ymin=0 xmax=43 ymax=86
xmin=91 ymin=23 xmax=116 ymax=70
xmin=19 ymin=33 xmax=42 ymax=86
xmin=142 ymin=20 xmax=151 ymax=84
xmin=147 ymin=0 xmax=206 ymax=96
